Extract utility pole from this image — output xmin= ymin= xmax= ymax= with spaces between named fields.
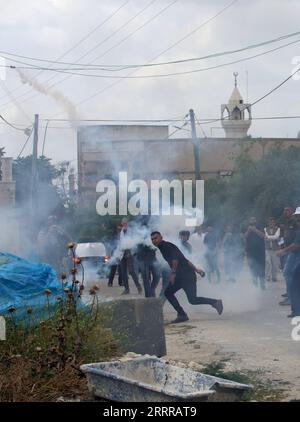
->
xmin=189 ymin=109 xmax=201 ymax=180
xmin=31 ymin=114 xmax=39 ymax=219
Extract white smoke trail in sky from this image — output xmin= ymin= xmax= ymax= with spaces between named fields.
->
xmin=16 ymin=69 xmax=78 ymax=129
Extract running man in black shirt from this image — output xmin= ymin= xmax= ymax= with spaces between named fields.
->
xmin=151 ymin=231 xmax=223 ymax=323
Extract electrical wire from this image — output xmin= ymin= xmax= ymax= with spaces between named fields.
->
xmin=0 ymin=0 xmax=159 ymax=109
xmin=80 ymin=0 xmax=179 ymax=66
xmin=164 ymin=115 xmax=190 ymax=139
xmin=0 ymin=113 xmax=28 ymax=132
xmin=40 ymin=116 xmax=186 ymax=122
xmin=195 ymin=115 xmax=207 ymax=138
xmin=2 ymin=28 xmax=300 ymax=71
xmin=199 ymin=65 xmax=300 ymax=126
xmin=0 ymin=79 xmax=32 ymax=123
xmin=8 ymin=40 xmax=297 ymax=82
xmin=0 ymin=0 xmax=239 ymax=111
xmin=0 ymin=0 xmax=132 ymax=102
xmin=72 ymin=0 xmax=240 ymax=109
xmin=2 ymin=0 xmax=179 ymax=77
xmin=6 ymin=35 xmax=300 ymax=80
xmin=17 ymin=126 xmax=33 ymax=158
xmin=5 ymin=110 xmax=300 ymax=135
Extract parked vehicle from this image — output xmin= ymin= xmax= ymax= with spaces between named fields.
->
xmin=75 ymin=238 xmax=110 ymax=278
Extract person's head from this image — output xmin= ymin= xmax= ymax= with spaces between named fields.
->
xmin=179 ymin=230 xmax=190 ymax=243
xmin=121 ymin=218 xmax=128 ymax=230
xmin=116 ymin=224 xmax=122 ymax=233
xmin=249 ymin=217 xmax=257 ymax=226
xmin=283 ymin=207 xmax=294 ymax=219
xmin=151 ymin=231 xmax=163 ymax=246
xmin=194 ymin=225 xmax=203 ymax=235
xmin=225 ymin=224 xmax=233 ymax=233
xmin=206 ymin=225 xmax=214 ymax=233
xmin=267 ymin=217 xmax=276 ymax=228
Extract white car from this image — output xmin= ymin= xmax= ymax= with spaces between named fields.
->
xmin=75 ymin=241 xmax=110 ymax=277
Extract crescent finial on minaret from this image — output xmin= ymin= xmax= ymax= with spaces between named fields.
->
xmin=233 ymin=72 xmax=238 ymax=87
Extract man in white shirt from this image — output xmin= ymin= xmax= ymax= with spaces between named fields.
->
xmin=264 ymin=217 xmax=280 ymax=282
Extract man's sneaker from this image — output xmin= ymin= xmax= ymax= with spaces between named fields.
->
xmin=279 ymin=299 xmax=290 ymax=306
xmin=282 ymin=293 xmax=288 ymax=298
xmin=287 ymin=313 xmax=297 ymax=318
xmin=107 ymin=282 xmax=113 ymax=287
xmin=212 ymin=300 xmax=223 ymax=315
xmin=170 ymin=314 xmax=189 ymax=324
xmin=121 ymin=290 xmax=130 ymax=295
xmin=137 ymin=286 xmax=143 ymax=295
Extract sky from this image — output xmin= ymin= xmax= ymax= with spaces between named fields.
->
xmin=0 ymin=0 xmax=300 ymax=166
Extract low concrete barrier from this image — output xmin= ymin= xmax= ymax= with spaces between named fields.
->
xmin=100 ymin=297 xmax=166 ymax=357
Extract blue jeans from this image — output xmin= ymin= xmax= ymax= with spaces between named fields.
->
xmin=159 ymin=267 xmax=171 ymax=303
xmin=291 ymin=262 xmax=300 ymax=315
xmin=283 ymin=253 xmax=298 ymax=300
xmin=139 ymin=260 xmax=161 ymax=298
xmin=205 ymin=250 xmax=221 ymax=283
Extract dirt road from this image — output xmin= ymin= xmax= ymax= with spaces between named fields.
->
xmin=163 ymin=277 xmax=300 ymax=401
xmin=95 ymin=274 xmax=300 ymax=401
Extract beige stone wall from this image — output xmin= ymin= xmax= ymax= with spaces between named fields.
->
xmin=77 ymin=131 xmax=300 ymax=201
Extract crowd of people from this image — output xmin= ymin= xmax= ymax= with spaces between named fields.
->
xmin=35 ymin=206 xmax=300 ymax=323
xmin=106 ymin=206 xmax=300 ymax=322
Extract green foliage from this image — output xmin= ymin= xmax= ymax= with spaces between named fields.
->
xmin=69 ymin=207 xmax=122 ymax=243
xmin=13 ymin=155 xmax=59 ymax=202
xmin=12 ymin=155 xmax=65 ymax=225
xmin=204 ymin=178 xmax=231 ymax=225
xmin=204 ymin=145 xmax=300 ymax=226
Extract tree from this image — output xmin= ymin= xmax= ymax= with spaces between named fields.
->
xmin=13 ymin=155 xmax=65 ymax=225
xmin=204 ymin=145 xmax=300 ymax=228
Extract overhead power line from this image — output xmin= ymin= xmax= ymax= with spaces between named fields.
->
xmin=3 ymin=0 xmax=179 ymax=74
xmin=6 ymin=36 xmax=300 ymax=79
xmin=0 ymin=79 xmax=32 ymax=123
xmin=199 ymin=66 xmax=300 ymax=126
xmin=70 ymin=0 xmax=240 ymax=110
xmin=2 ymin=25 xmax=299 ymax=71
xmin=0 ymin=0 xmax=132 ymax=102
xmin=0 ymin=113 xmax=29 ymax=132
xmin=17 ymin=126 xmax=33 ymax=158
xmin=0 ymin=0 xmax=163 ymax=109
xmin=40 ymin=117 xmax=185 ymax=123
xmin=37 ymin=114 xmax=300 ymax=126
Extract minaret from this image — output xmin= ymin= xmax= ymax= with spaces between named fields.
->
xmin=221 ymin=72 xmax=252 ymax=138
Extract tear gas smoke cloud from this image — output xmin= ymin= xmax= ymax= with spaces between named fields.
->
xmin=0 ymin=208 xmax=21 ymax=255
xmin=16 ymin=69 xmax=79 ymax=129
xmin=104 ymin=209 xmax=264 ymax=314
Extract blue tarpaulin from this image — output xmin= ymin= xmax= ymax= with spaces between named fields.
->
xmin=0 ymin=252 xmax=62 ymax=316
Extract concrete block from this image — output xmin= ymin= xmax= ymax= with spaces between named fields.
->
xmin=100 ymin=298 xmax=166 ymax=357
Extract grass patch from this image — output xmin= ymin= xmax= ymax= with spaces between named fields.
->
xmin=201 ymin=361 xmax=285 ymax=402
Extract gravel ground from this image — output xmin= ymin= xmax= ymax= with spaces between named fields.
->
xmin=93 ymin=271 xmax=300 ymax=401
